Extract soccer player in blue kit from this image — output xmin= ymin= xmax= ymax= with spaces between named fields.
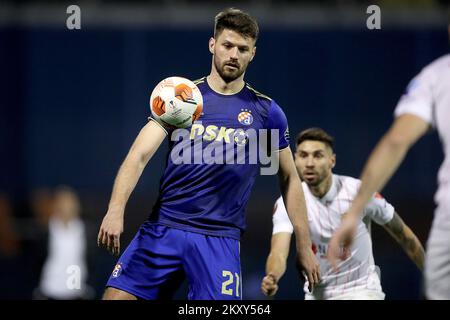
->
xmin=98 ymin=8 xmax=320 ymax=300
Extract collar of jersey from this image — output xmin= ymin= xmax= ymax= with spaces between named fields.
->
xmin=205 ymin=77 xmax=246 ymax=97
xmin=318 ymin=174 xmax=338 ymax=204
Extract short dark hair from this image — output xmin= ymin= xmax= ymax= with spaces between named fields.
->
xmin=296 ymin=127 xmax=335 ymax=151
xmin=214 ymin=8 xmax=259 ymax=41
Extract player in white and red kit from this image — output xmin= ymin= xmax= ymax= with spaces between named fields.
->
xmin=328 ymin=52 xmax=450 ymax=299
xmin=261 ymin=128 xmax=424 ymax=299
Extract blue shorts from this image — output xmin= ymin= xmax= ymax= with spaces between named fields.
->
xmin=106 ymin=222 xmax=242 ymax=300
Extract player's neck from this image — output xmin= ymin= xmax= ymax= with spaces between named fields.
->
xmin=310 ymin=174 xmax=333 ymax=198
xmin=207 ymin=71 xmax=245 ymax=95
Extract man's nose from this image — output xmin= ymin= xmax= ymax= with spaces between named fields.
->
xmin=229 ymin=47 xmax=239 ymax=59
xmin=306 ymin=157 xmax=314 ymax=167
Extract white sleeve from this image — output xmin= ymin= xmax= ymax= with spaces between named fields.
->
xmin=394 ymin=65 xmax=436 ymax=127
xmin=272 ymin=197 xmax=294 ymax=235
xmin=363 ymin=192 xmax=395 ymax=225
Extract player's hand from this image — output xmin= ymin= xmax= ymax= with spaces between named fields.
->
xmin=296 ymin=247 xmax=321 ymax=292
xmin=98 ymin=210 xmax=124 ymax=256
xmin=327 ymin=213 xmax=358 ymax=271
xmin=261 ymin=274 xmax=279 ymax=297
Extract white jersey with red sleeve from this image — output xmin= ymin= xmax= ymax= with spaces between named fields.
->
xmin=272 ymin=174 xmax=394 ymax=300
xmin=394 ymin=54 xmax=450 ymax=299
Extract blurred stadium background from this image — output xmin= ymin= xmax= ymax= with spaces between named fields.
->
xmin=0 ymin=0 xmax=449 ymax=299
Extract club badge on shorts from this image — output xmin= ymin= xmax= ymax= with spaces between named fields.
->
xmin=112 ymin=263 xmax=123 ymax=278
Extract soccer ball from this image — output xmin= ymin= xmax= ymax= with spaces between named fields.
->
xmin=150 ymin=76 xmax=203 ymax=129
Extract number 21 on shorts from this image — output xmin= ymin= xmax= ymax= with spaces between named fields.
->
xmin=221 ymin=270 xmax=240 ymax=297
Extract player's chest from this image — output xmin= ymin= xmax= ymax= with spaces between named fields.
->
xmin=187 ymin=97 xmax=265 ymax=144
xmin=306 ymin=196 xmax=354 ymax=241
xmin=196 ymin=96 xmax=265 ymax=130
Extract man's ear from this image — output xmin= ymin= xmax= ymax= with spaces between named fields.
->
xmin=331 ymin=153 xmax=336 ymax=169
xmin=209 ymin=37 xmax=215 ymax=55
xmin=250 ymin=46 xmax=256 ymax=62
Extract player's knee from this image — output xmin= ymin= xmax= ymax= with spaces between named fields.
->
xmin=103 ymin=287 xmax=137 ymax=300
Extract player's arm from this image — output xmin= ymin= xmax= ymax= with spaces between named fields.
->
xmin=277 ymin=148 xmax=320 ymax=288
xmin=97 ymin=120 xmax=167 ymax=255
xmin=382 ymin=212 xmax=425 ymax=270
xmin=262 ymin=232 xmax=292 ymax=296
xmin=328 ymin=114 xmax=429 ymax=268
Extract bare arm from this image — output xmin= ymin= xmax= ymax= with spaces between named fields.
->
xmin=278 ymin=148 xmax=320 ymax=288
xmin=328 ymin=114 xmax=429 ymax=268
xmin=98 ymin=120 xmax=167 ymax=255
xmin=261 ymin=232 xmax=292 ymax=296
xmin=382 ymin=212 xmax=425 ymax=270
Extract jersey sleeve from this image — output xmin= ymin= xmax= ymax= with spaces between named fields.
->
xmin=148 ymin=116 xmax=172 ymax=135
xmin=266 ymin=100 xmax=290 ymax=151
xmin=363 ymin=192 xmax=395 ymax=225
xmin=394 ymin=65 xmax=436 ymax=128
xmin=272 ymin=197 xmax=294 ymax=234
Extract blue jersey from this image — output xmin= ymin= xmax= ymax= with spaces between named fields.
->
xmin=149 ymin=77 xmax=290 ymax=240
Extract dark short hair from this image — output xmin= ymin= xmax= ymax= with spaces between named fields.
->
xmin=296 ymin=127 xmax=335 ymax=151
xmin=214 ymin=8 xmax=259 ymax=41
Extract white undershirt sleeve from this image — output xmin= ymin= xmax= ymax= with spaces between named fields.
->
xmin=363 ymin=192 xmax=395 ymax=225
xmin=272 ymin=197 xmax=294 ymax=234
